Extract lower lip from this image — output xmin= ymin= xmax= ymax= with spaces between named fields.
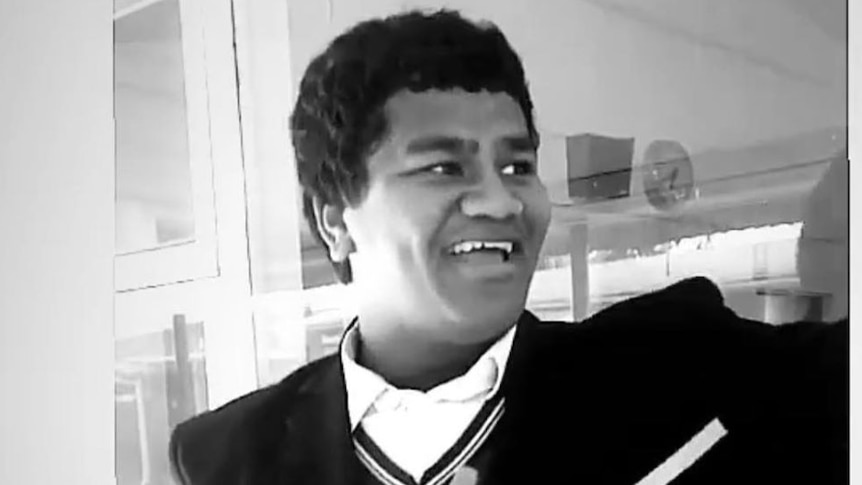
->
xmin=448 ymin=251 xmax=520 ymax=281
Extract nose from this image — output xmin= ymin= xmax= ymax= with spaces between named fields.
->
xmin=460 ymin=172 xmax=524 ymax=220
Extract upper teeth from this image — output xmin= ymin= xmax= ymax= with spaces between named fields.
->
xmin=451 ymin=241 xmax=514 ymax=256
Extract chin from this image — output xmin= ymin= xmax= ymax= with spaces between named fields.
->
xmin=444 ymin=300 xmax=524 ymax=344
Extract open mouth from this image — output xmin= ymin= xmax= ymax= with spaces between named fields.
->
xmin=448 ymin=240 xmax=520 ymax=262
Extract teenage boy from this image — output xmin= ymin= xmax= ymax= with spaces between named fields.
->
xmin=170 ymin=10 xmax=848 ymax=485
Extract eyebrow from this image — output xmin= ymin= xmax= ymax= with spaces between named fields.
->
xmin=500 ymin=135 xmax=537 ymax=153
xmin=404 ymin=135 xmax=536 ymax=155
xmin=405 ymin=136 xmax=478 ymax=155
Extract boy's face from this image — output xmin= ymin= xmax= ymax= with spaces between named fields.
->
xmin=341 ymin=88 xmax=551 ymax=345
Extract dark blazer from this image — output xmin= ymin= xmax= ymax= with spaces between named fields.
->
xmin=170 ymin=277 xmax=848 ymax=484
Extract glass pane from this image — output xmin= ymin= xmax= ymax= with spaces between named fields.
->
xmin=115 ymin=0 xmax=196 ymax=255
xmin=254 ymin=285 xmax=355 ymax=387
xmin=524 ymin=0 xmax=849 ymax=323
xmin=115 ymin=314 xmax=209 ymax=485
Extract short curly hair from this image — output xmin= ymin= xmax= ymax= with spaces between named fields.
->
xmin=290 ymin=9 xmax=538 ymax=284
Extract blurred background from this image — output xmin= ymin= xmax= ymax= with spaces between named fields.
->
xmin=111 ymin=0 xmax=848 ymax=483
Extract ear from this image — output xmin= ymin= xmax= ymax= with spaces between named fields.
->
xmin=312 ymin=196 xmax=354 ymax=262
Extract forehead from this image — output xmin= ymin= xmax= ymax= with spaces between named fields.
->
xmin=382 ymin=89 xmax=528 ymax=141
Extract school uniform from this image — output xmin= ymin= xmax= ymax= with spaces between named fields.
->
xmin=169 ymin=277 xmax=848 ymax=485
xmin=341 ymin=317 xmax=517 ymax=483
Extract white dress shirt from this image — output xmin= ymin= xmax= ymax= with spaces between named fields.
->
xmin=340 ymin=322 xmax=517 ymax=482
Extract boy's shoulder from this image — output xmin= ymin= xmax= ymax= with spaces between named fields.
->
xmin=169 ymin=354 xmax=340 ymax=483
xmin=531 ymin=276 xmax=732 ymax=340
xmin=182 ymin=353 xmax=337 ymax=427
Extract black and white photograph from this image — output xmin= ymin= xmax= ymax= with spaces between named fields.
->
xmin=1 ymin=0 xmax=856 ymax=484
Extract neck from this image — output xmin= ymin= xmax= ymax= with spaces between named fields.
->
xmin=355 ymin=321 xmax=494 ymax=391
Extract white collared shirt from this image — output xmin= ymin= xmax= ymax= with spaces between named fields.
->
xmin=340 ymin=322 xmax=517 ymax=482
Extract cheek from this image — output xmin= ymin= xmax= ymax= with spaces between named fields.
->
xmin=523 ymin=185 xmax=552 ymax=237
xmin=361 ymin=188 xmax=446 ymax=256
xmin=394 ymin=186 xmax=452 ymax=235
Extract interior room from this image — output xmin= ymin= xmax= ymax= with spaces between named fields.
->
xmin=109 ymin=1 xmax=847 ymax=483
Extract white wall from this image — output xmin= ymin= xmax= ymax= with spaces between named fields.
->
xmin=0 ymin=0 xmax=114 ymax=483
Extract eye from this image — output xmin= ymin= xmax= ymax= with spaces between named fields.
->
xmin=501 ymin=160 xmax=536 ymax=176
xmin=423 ymin=161 xmax=464 ymax=176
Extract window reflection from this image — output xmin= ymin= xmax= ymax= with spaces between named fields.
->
xmin=254 ymin=285 xmax=355 ymax=387
xmin=115 ymin=316 xmax=208 ymax=485
xmin=115 ymin=0 xmax=196 ymax=255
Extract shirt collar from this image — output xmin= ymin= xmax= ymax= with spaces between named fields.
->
xmin=340 ymin=319 xmax=518 ymax=431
